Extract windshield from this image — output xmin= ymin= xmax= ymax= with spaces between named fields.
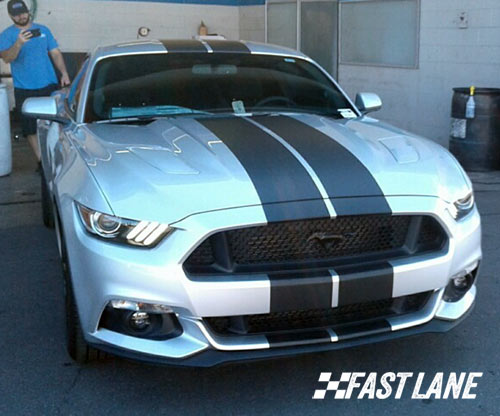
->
xmin=85 ymin=53 xmax=355 ymax=123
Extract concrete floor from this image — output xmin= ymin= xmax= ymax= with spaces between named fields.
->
xmin=0 ymin=136 xmax=499 ymax=415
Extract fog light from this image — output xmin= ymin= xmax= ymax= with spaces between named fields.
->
xmin=99 ymin=301 xmax=183 ymax=340
xmin=452 ymin=275 xmax=469 ymax=289
xmin=129 ymin=312 xmax=151 ymax=330
xmin=444 ymin=262 xmax=479 ymax=302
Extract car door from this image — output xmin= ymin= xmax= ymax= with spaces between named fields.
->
xmin=45 ymin=60 xmax=89 ymax=190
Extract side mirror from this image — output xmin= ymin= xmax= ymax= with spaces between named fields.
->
xmin=22 ymin=96 xmax=69 ymax=124
xmin=355 ymin=92 xmax=382 ymax=114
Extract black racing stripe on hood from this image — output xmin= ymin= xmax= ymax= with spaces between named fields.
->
xmin=160 ymin=39 xmax=207 ymax=53
xmin=197 ymin=117 xmax=329 ymax=222
xmin=330 ymin=197 xmax=393 ymax=216
xmin=205 ymin=40 xmax=250 ymax=53
xmin=253 ymin=115 xmax=392 ymax=215
xmin=261 ymin=200 xmax=329 ymax=223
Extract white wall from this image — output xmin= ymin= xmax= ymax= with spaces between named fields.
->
xmin=0 ymin=0 xmax=244 ymax=108
xmin=239 ymin=5 xmax=265 ymax=43
xmin=0 ymin=1 xmax=266 ymax=78
xmin=0 ymin=0 xmax=241 ymax=54
xmin=338 ymin=0 xmax=500 ymax=146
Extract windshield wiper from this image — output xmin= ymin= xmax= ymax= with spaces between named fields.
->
xmin=96 ymin=106 xmax=212 ymax=123
xmin=96 ymin=110 xmax=214 ymax=124
xmin=246 ymin=108 xmax=348 ymax=119
xmin=95 ymin=115 xmax=159 ymax=124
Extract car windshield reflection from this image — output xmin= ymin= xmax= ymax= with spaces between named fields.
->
xmin=85 ymin=53 xmax=354 ymax=123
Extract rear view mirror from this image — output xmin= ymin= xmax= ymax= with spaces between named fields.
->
xmin=192 ymin=64 xmax=237 ymax=75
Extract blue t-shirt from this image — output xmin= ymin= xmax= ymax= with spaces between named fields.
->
xmin=0 ymin=23 xmax=59 ymax=90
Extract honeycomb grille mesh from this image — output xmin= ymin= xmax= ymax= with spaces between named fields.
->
xmin=188 ymin=239 xmax=213 ymax=266
xmin=185 ymin=215 xmax=446 ymax=272
xmin=226 ymin=215 xmax=410 ymax=265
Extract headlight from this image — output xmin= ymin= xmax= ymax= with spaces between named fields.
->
xmin=76 ymin=203 xmax=172 ymax=247
xmin=449 ymin=191 xmax=475 ymax=221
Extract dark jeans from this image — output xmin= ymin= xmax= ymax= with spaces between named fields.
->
xmin=14 ymin=84 xmax=59 ymax=136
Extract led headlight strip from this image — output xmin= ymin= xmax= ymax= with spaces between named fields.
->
xmin=76 ymin=203 xmax=172 ymax=247
xmin=449 ymin=191 xmax=475 ymax=221
xmin=125 ymin=221 xmax=171 ymax=246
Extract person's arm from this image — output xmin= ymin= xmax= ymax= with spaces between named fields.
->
xmin=0 ymin=30 xmax=32 ymax=63
xmin=48 ymin=48 xmax=70 ymax=86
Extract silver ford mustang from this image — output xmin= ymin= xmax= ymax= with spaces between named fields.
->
xmin=23 ymin=39 xmax=481 ymax=366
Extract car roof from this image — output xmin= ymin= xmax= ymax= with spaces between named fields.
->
xmin=91 ymin=39 xmax=309 ymax=62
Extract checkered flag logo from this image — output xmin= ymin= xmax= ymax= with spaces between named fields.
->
xmin=313 ymin=372 xmax=352 ymax=399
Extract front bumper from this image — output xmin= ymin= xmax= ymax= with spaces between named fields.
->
xmin=89 ymin=286 xmax=476 ymax=367
xmin=60 ymin=195 xmax=481 ymax=366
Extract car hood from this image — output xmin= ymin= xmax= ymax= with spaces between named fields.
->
xmin=78 ymin=114 xmax=470 ymax=224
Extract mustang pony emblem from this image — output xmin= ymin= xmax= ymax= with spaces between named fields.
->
xmin=307 ymin=232 xmax=357 ymax=250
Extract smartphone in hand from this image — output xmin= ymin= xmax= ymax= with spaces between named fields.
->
xmin=27 ymin=28 xmax=41 ymax=38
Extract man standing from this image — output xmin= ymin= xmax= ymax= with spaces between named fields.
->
xmin=0 ymin=0 xmax=70 ymax=164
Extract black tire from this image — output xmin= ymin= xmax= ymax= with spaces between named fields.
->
xmin=41 ymin=169 xmax=54 ymax=228
xmin=56 ymin=207 xmax=101 ymax=363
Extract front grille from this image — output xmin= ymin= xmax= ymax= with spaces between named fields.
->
xmin=230 ymin=215 xmax=409 ymax=264
xmin=205 ymin=291 xmax=432 ymax=336
xmin=184 ymin=215 xmax=447 ymax=275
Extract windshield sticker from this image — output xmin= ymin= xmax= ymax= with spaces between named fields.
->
xmin=284 ymin=58 xmax=296 ymax=63
xmin=338 ymin=108 xmax=357 ymax=119
xmin=232 ymin=100 xmax=246 ymax=114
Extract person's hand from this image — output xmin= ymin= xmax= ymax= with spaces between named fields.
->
xmin=17 ymin=29 xmax=32 ymax=45
xmin=60 ymin=72 xmax=70 ymax=87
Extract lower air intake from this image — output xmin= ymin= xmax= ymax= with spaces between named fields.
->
xmin=204 ymin=291 xmax=432 ymax=336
